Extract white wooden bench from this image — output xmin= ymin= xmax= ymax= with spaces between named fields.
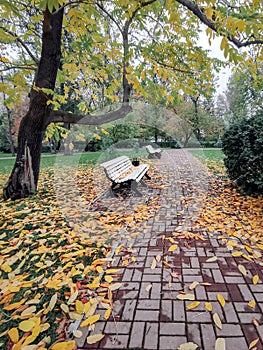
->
xmin=100 ymin=156 xmax=150 ymax=196
xmin=145 ymin=145 xmax=161 ymax=159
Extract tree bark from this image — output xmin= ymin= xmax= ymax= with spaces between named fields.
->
xmin=3 ymin=8 xmax=64 ymax=200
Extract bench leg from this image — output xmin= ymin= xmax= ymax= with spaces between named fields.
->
xmin=131 ymin=181 xmax=142 ymax=196
xmin=145 ymin=173 xmax=151 ymax=180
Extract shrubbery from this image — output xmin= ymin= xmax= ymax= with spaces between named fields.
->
xmin=222 ymin=115 xmax=263 ymax=196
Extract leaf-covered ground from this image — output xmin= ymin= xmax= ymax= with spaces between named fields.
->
xmin=0 ymin=157 xmax=262 ymax=350
xmin=0 ymin=163 xmax=161 ymax=350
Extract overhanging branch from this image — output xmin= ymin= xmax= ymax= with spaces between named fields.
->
xmin=47 ymin=103 xmax=132 ymax=126
xmin=176 ymin=0 xmax=263 ymax=48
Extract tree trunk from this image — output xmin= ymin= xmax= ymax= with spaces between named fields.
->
xmin=3 ymin=8 xmax=64 ymax=200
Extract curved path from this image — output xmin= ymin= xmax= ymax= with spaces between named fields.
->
xmin=77 ymin=149 xmax=263 ymax=350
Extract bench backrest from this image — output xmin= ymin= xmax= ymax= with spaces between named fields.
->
xmin=100 ymin=156 xmax=132 ymax=181
xmin=146 ymin=145 xmax=158 ymax=153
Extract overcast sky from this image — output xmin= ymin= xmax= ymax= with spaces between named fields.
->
xmin=198 ymin=31 xmax=232 ymax=95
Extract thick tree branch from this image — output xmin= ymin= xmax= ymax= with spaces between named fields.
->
xmin=47 ymin=103 xmax=132 ymax=126
xmin=176 ymin=0 xmax=263 ymax=48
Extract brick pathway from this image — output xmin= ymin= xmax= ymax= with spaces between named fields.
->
xmin=77 ymin=149 xmax=263 ymax=350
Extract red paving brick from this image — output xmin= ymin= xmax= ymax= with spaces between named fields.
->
xmin=77 ymin=149 xmax=263 ymax=350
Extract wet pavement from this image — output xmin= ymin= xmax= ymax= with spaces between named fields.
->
xmin=76 ymin=149 xmax=263 ymax=350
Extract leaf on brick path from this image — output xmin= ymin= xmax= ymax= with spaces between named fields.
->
xmin=168 ymin=244 xmax=178 ymax=252
xmin=200 ymin=282 xmax=212 ymax=286
xmin=186 ymin=301 xmax=201 ymax=310
xmin=156 ymin=254 xmax=161 ymax=262
xmin=248 ymin=300 xmax=256 ymax=309
xmin=213 ymin=313 xmax=222 ymax=329
xmin=7 ymin=327 xmax=19 ymax=343
xmin=73 ymin=329 xmax=83 ymax=338
xmin=189 ymin=281 xmax=199 ymax=290
xmin=205 ymin=302 xmax=213 ymax=312
xmin=51 ymin=340 xmax=76 ymax=349
xmin=80 ymin=314 xmax=100 ymax=327
xmin=217 ymin=294 xmax=226 ymax=308
xmin=177 ymin=293 xmax=195 ymax=300
xmin=104 ymin=308 xmax=112 ymax=320
xmin=249 ymin=338 xmax=259 ymax=349
xmin=206 ymin=256 xmax=218 ymax=262
xmin=177 ymin=341 xmax=199 ymax=350
xmin=96 ymin=265 xmax=103 ymax=274
xmin=238 ymin=264 xmax=247 ymax=276
xmin=146 ymin=283 xmax=152 ymax=292
xmin=163 ymin=261 xmax=171 ymax=268
xmin=104 ymin=275 xmax=113 ymax=283
xmin=105 ymin=268 xmax=121 ymax=274
xmin=231 ymin=251 xmax=243 ymax=257
xmin=151 ymin=257 xmax=157 ymax=269
xmin=215 ymin=338 xmax=226 ymax=350
xmin=252 ymin=274 xmax=259 ymax=285
xmin=253 ymin=318 xmax=259 ymax=327
xmin=109 ymin=282 xmax=122 ymax=291
xmin=86 ymin=333 xmax=105 ymax=344
xmin=171 ymin=271 xmax=180 ymax=279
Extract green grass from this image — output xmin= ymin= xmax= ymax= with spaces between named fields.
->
xmin=0 ymin=149 xmax=148 ymax=175
xmin=189 ymin=149 xmax=225 ymax=163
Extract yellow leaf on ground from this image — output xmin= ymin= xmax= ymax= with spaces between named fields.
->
xmin=168 ymin=244 xmax=178 ymax=252
xmin=86 ymin=333 xmax=104 ymax=344
xmin=75 ymin=300 xmax=84 ymax=314
xmin=205 ymin=302 xmax=213 ymax=312
xmin=189 ymin=281 xmax=199 ymax=290
xmin=105 ymin=269 xmax=120 ymax=274
xmin=4 ymin=298 xmax=26 ymax=310
xmin=80 ymin=314 xmax=100 ymax=327
xmin=238 ymin=264 xmax=247 ymax=276
xmin=7 ymin=328 xmax=19 ymax=343
xmin=186 ymin=301 xmax=201 ymax=310
xmin=213 ymin=313 xmax=222 ymax=329
xmin=151 ymin=258 xmax=157 ymax=269
xmin=146 ymin=283 xmax=152 ymax=292
xmin=96 ymin=266 xmax=103 ymax=274
xmin=19 ymin=320 xmax=35 ymax=332
xmin=249 ymin=338 xmax=259 ymax=349
xmin=73 ymin=330 xmax=83 ymax=338
xmin=104 ymin=275 xmax=113 ymax=283
xmin=68 ymin=290 xmax=78 ymax=304
xmin=109 ymin=283 xmax=122 ymax=291
xmin=231 ymin=251 xmax=243 ymax=257
xmin=21 ymin=305 xmax=36 ymax=316
xmin=51 ymin=340 xmax=76 ymax=349
xmin=178 ymin=342 xmax=199 ymax=350
xmin=49 ymin=293 xmax=57 ymax=311
xmin=104 ymin=308 xmax=111 ymax=320
xmin=217 ymin=294 xmax=226 ymax=308
xmin=252 ymin=274 xmax=259 ymax=285
xmin=215 ymin=338 xmax=226 ymax=350
xmin=177 ymin=294 xmax=195 ymax=300
xmin=248 ymin=300 xmax=256 ymax=309
xmin=61 ymin=304 xmax=69 ymax=313
xmin=206 ymin=256 xmax=218 ymax=262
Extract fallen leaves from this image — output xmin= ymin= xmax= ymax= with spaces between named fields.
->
xmin=213 ymin=313 xmax=222 ymax=329
xmin=215 ymin=338 xmax=226 ymax=350
xmin=217 ymin=294 xmax=226 ymax=308
xmin=0 ymin=164 xmax=160 ymax=349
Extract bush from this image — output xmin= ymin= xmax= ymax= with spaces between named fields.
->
xmin=222 ymin=115 xmax=263 ymax=196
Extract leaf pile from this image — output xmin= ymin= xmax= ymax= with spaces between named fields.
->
xmin=0 ymin=164 xmax=160 ymax=349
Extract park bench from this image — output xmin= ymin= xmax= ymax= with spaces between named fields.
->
xmin=145 ymin=144 xmax=161 ymax=159
xmin=100 ymin=156 xmax=150 ymax=196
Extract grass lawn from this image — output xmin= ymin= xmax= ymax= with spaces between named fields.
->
xmin=188 ymin=148 xmax=225 ymax=162
xmin=0 ymin=149 xmax=148 ymax=175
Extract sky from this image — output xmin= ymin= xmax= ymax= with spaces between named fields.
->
xmin=198 ymin=31 xmax=233 ymax=95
